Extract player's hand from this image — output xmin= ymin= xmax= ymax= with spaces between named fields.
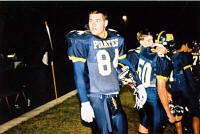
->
xmin=155 ymin=46 xmax=167 ymax=55
xmin=167 ymin=113 xmax=176 ymax=123
xmin=81 ymin=101 xmax=95 ymax=123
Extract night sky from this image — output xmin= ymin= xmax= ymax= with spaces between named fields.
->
xmin=0 ymin=1 xmax=199 ymax=97
xmin=0 ymin=1 xmax=200 ymax=60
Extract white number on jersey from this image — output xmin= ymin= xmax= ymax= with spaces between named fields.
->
xmin=138 ymin=59 xmax=152 ymax=88
xmin=96 ymin=49 xmax=118 ymax=76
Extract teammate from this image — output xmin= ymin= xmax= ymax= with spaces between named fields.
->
xmin=66 ymin=10 xmax=143 ymax=134
xmin=170 ymin=38 xmax=200 ymax=134
xmin=191 ymin=40 xmax=200 ymax=86
xmin=137 ymin=30 xmax=176 ymax=134
xmin=127 ymin=44 xmax=141 ymax=70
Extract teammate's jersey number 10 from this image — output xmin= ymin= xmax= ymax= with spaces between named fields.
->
xmin=96 ymin=49 xmax=118 ymax=76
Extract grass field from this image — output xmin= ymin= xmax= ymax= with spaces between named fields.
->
xmin=4 ymin=86 xmax=175 ymax=134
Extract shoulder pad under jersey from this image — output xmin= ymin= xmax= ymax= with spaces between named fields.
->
xmin=67 ymin=30 xmax=89 ymax=38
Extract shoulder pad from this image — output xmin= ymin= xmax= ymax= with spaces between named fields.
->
xmin=107 ymin=28 xmax=118 ymax=32
xmin=128 ymin=48 xmax=140 ymax=53
xmin=128 ymin=49 xmax=135 ymax=52
xmin=107 ymin=29 xmax=121 ymax=36
xmin=67 ymin=30 xmax=90 ymax=40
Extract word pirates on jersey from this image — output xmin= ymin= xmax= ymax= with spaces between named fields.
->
xmin=93 ymin=39 xmax=119 ymax=49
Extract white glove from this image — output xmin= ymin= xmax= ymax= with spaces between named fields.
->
xmin=133 ymin=84 xmax=147 ymax=109
xmin=81 ymin=101 xmax=95 ymax=123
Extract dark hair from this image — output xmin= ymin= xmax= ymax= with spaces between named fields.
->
xmin=175 ymin=32 xmax=193 ymax=49
xmin=137 ymin=28 xmax=152 ymax=41
xmin=89 ymin=9 xmax=108 ymax=20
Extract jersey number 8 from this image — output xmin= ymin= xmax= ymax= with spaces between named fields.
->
xmin=96 ymin=49 xmax=118 ymax=76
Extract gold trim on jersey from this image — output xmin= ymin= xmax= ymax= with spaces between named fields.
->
xmin=103 ymin=31 xmax=108 ymax=39
xmin=119 ymin=54 xmax=126 ymax=60
xmin=156 ymin=75 xmax=167 ymax=80
xmin=69 ymin=56 xmax=86 ymax=62
xmin=118 ymin=63 xmax=125 ymax=67
xmin=183 ymin=65 xmax=191 ymax=70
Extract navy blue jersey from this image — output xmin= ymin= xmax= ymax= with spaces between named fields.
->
xmin=170 ymin=52 xmax=196 ymax=94
xmin=138 ymin=46 xmax=173 ymax=100
xmin=191 ymin=50 xmax=200 ymax=79
xmin=191 ymin=46 xmax=200 ymax=68
xmin=127 ymin=47 xmax=140 ymax=70
xmin=67 ymin=29 xmax=126 ymax=94
xmin=170 ymin=52 xmax=200 ymax=117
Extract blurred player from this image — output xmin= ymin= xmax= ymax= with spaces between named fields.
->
xmin=137 ymin=30 xmax=175 ymax=134
xmin=170 ymin=38 xmax=200 ymax=134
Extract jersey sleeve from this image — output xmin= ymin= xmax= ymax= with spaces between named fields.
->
xmin=117 ymin=36 xmax=127 ymax=60
xmin=156 ymin=57 xmax=173 ymax=79
xmin=182 ymin=53 xmax=197 ymax=94
xmin=127 ymin=50 xmax=140 ymax=70
xmin=66 ymin=30 xmax=88 ymax=62
xmin=182 ymin=52 xmax=192 ymax=70
xmin=73 ymin=61 xmax=89 ymax=102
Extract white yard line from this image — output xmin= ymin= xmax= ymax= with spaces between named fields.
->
xmin=0 ymin=90 xmax=77 ymax=134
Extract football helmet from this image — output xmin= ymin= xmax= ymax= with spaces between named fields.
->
xmin=118 ymin=66 xmax=136 ymax=87
xmin=169 ymin=102 xmax=184 ymax=122
xmin=155 ymin=31 xmax=175 ymax=52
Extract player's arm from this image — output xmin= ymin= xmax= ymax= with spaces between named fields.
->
xmin=156 ymin=57 xmax=175 ymax=123
xmin=182 ymin=54 xmax=197 ymax=94
xmin=73 ymin=61 xmax=88 ymax=102
xmin=66 ymin=31 xmax=94 ymax=122
xmin=157 ymin=77 xmax=175 ymax=123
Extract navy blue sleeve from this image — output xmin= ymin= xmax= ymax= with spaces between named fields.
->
xmin=73 ymin=61 xmax=89 ymax=102
xmin=182 ymin=52 xmax=192 ymax=67
xmin=156 ymin=57 xmax=173 ymax=77
xmin=127 ymin=50 xmax=140 ymax=70
xmin=182 ymin=53 xmax=197 ymax=94
xmin=140 ymin=46 xmax=156 ymax=61
xmin=66 ymin=31 xmax=88 ymax=61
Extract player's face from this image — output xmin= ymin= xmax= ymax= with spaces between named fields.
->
xmin=89 ymin=13 xmax=107 ymax=38
xmin=141 ymin=35 xmax=153 ymax=47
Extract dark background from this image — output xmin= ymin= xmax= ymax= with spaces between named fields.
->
xmin=1 ymin=1 xmax=200 ymax=54
xmin=0 ymin=1 xmax=200 ymax=98
xmin=0 ymin=1 xmax=200 ymax=125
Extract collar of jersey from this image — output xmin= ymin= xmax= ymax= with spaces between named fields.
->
xmin=103 ymin=31 xmax=108 ymax=39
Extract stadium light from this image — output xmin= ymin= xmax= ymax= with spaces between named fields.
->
xmin=122 ymin=15 xmax=127 ymax=23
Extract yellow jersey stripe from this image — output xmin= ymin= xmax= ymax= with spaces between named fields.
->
xmin=184 ymin=65 xmax=191 ymax=70
xmin=69 ymin=56 xmax=86 ymax=62
xmin=119 ymin=54 xmax=126 ymax=60
xmin=118 ymin=63 xmax=125 ymax=67
xmin=157 ymin=75 xmax=167 ymax=80
xmin=103 ymin=31 xmax=108 ymax=38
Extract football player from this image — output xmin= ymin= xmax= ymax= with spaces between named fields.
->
xmin=191 ymin=40 xmax=200 ymax=88
xmin=137 ymin=30 xmax=176 ymax=134
xmin=66 ymin=10 xmax=142 ymax=134
xmin=170 ymin=37 xmax=200 ymax=134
